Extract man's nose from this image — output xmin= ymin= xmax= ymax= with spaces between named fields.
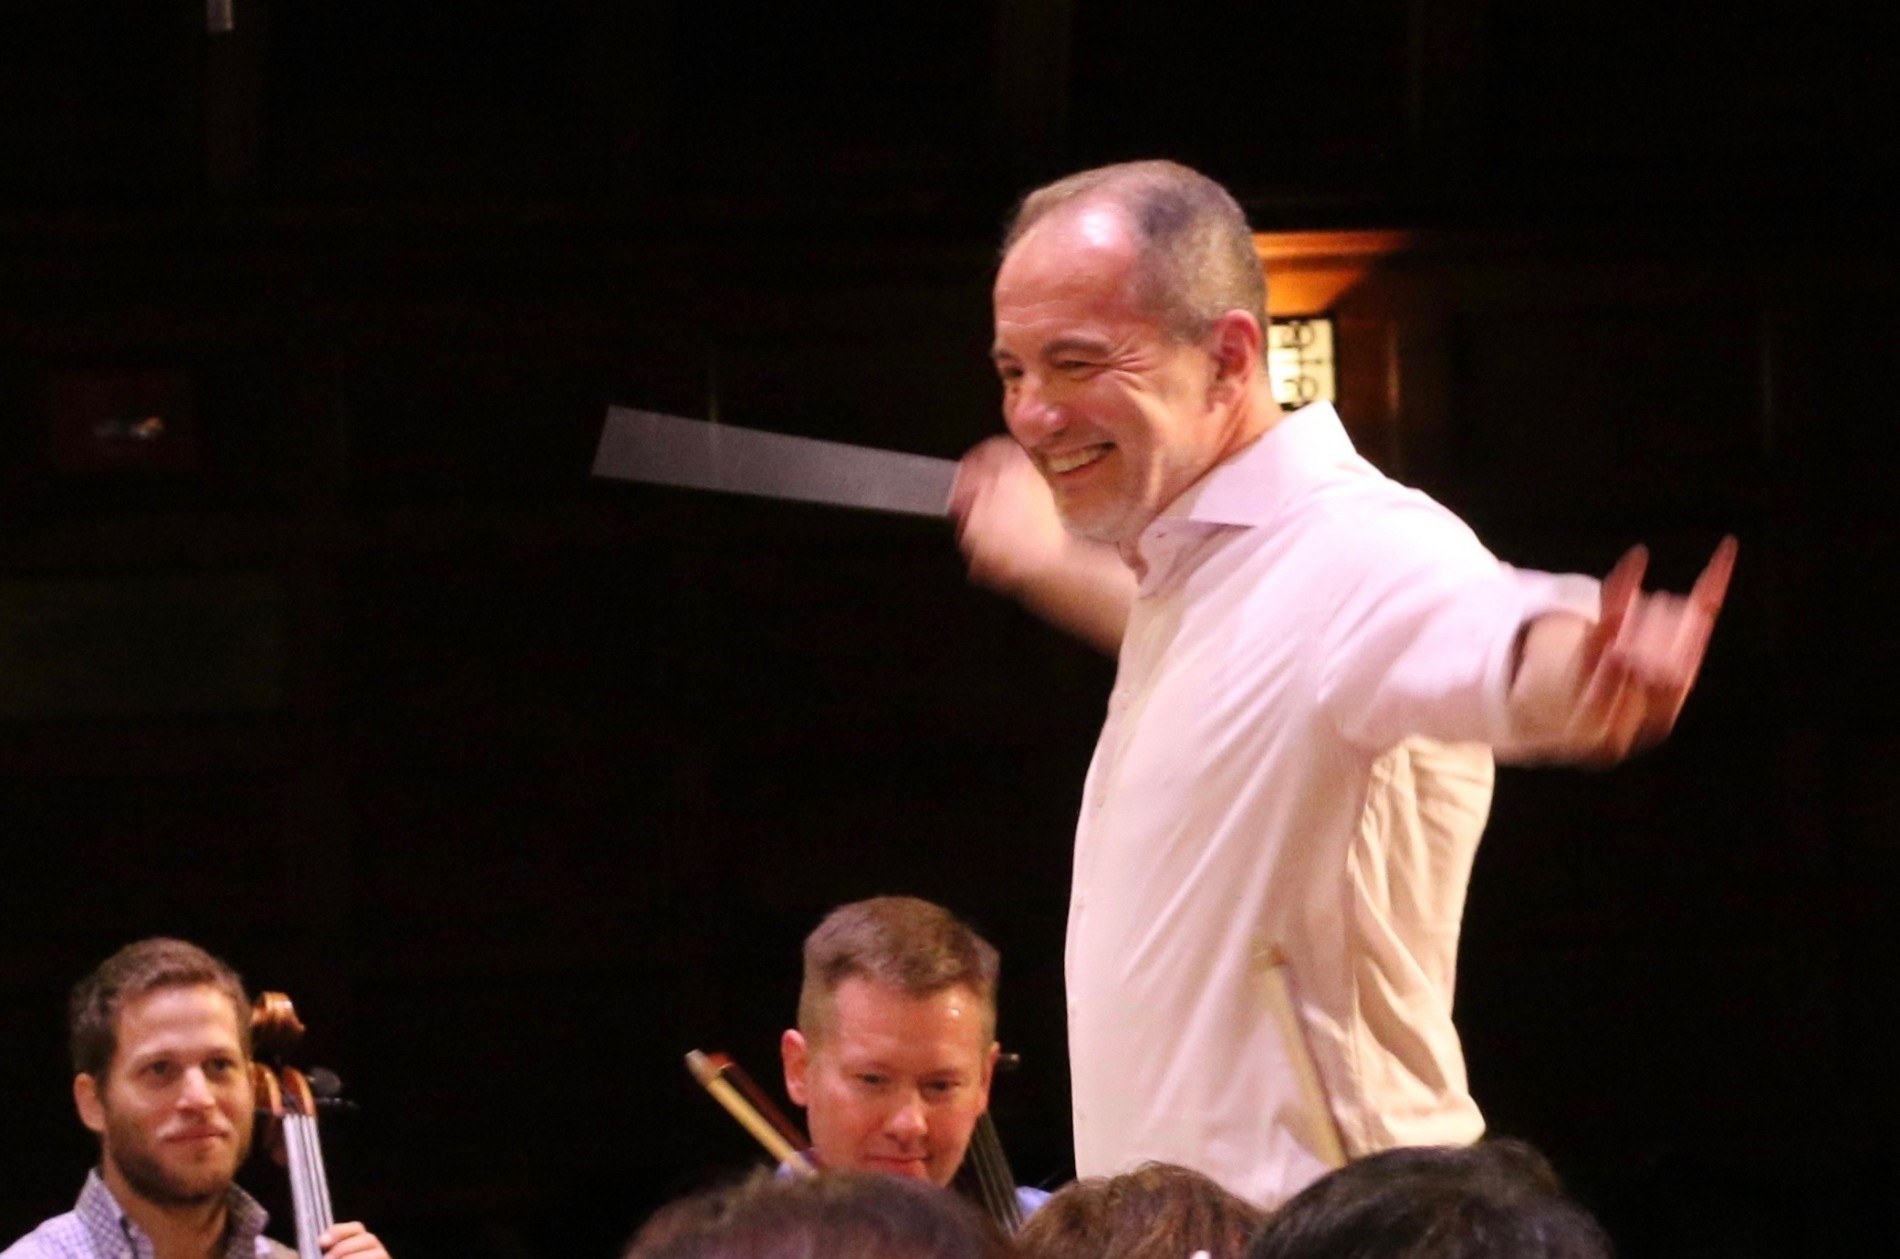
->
xmin=1005 ymin=377 xmax=1064 ymax=446
xmin=885 ymin=1093 xmax=929 ymax=1141
xmin=176 ymin=1068 xmax=215 ymax=1107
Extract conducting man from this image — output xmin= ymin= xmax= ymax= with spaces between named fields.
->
xmin=952 ymin=159 xmax=1734 ymax=1206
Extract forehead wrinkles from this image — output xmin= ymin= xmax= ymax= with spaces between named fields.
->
xmin=993 ymin=272 xmax=1149 ymax=367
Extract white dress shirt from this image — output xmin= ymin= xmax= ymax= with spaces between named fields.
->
xmin=1066 ymin=402 xmax=1598 ymax=1207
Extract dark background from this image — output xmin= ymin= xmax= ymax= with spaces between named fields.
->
xmin=2 ymin=2 xmax=1896 ymax=1255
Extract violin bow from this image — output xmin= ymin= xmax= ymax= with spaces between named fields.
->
xmin=686 ymin=1050 xmax=816 ymax=1175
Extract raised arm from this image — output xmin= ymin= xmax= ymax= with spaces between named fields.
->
xmin=1506 ymin=536 xmax=1737 ymax=765
xmin=949 ymin=435 xmax=1137 ymax=656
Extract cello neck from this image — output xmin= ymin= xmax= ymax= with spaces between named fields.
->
xmin=251 ymin=993 xmax=341 ymax=1259
xmin=280 ymin=1069 xmax=337 ymax=1259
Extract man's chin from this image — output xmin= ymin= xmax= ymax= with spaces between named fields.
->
xmin=859 ymin=1156 xmax=935 ymax=1182
xmin=112 ymin=1153 xmax=236 ymax=1209
xmin=1054 ymin=491 xmax=1145 ymax=546
xmin=1059 ymin=507 xmax=1134 ymax=546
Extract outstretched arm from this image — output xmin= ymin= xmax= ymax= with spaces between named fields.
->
xmin=948 ymin=436 xmax=1137 ymax=656
xmin=1506 ymin=536 xmax=1737 ymax=765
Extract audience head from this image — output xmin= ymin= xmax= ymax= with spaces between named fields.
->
xmin=1246 ymin=1140 xmax=1613 ymax=1259
xmin=625 ymin=1170 xmax=1016 ymax=1259
xmin=1016 ymin=1162 xmax=1264 ymax=1259
xmin=783 ymin=897 xmax=1002 ymax=1187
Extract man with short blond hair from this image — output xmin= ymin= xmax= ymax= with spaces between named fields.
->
xmin=2 ymin=938 xmax=394 ymax=1259
xmin=795 ymin=896 xmax=1000 ymax=1042
xmin=780 ymin=897 xmax=1044 ymax=1218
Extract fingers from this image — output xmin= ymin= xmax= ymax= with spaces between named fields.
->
xmin=1579 ymin=544 xmax=1647 ymax=680
xmin=1610 ymin=538 xmax=1734 ymax=689
xmin=319 ymin=1223 xmax=391 ymax=1259
xmin=949 ymin=435 xmax=1026 ymax=524
xmin=1568 ymin=650 xmax=1685 ymax=766
xmin=1570 ymin=537 xmax=1735 ymax=763
xmin=948 ymin=436 xmax=1066 ymax=595
xmin=1690 ymin=534 xmax=1739 ymax=615
xmin=1597 ymin=544 xmax=1649 ymax=632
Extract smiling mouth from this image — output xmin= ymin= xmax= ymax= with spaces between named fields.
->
xmin=1045 ymin=444 xmax=1111 ymax=475
xmin=166 ymin=1130 xmax=227 ymax=1145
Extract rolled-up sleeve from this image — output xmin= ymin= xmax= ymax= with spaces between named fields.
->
xmin=1315 ymin=500 xmax=1599 ymax=754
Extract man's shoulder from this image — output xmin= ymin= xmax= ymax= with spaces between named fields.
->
xmin=257 ymin=1238 xmax=299 ymax=1259
xmin=0 ymin=1211 xmax=91 ymax=1259
xmin=1015 ymin=1184 xmax=1053 ymax=1218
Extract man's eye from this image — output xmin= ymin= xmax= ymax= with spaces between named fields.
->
xmin=143 ymin=1062 xmax=174 ymax=1081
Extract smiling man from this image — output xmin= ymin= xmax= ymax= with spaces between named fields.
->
xmin=779 ymin=897 xmax=1046 ymax=1218
xmin=952 ymin=160 xmax=1736 ymax=1207
xmin=2 ymin=939 xmax=391 ymax=1259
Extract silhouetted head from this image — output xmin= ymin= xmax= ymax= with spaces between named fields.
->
xmin=1247 ymin=1140 xmax=1612 ymax=1259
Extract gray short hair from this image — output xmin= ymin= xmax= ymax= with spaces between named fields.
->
xmin=1003 ymin=160 xmax=1267 ymax=353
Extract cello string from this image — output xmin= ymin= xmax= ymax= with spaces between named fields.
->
xmin=290 ymin=1114 xmax=332 ymax=1256
xmin=305 ymin=1112 xmax=336 ymax=1233
xmin=284 ymin=1114 xmax=310 ymax=1258
xmin=968 ymin=1114 xmax=1020 ymax=1231
xmin=291 ymin=1117 xmax=320 ymax=1259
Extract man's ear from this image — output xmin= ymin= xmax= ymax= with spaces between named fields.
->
xmin=977 ymin=1041 xmax=1000 ymax=1110
xmin=74 ymin=1074 xmax=106 ymax=1136
xmin=780 ymin=1029 xmax=811 ymax=1107
xmin=1207 ymin=310 xmax=1264 ymax=401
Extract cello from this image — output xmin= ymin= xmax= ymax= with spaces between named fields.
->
xmin=250 ymin=991 xmax=343 ymax=1259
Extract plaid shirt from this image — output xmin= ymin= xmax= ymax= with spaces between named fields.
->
xmin=0 ymin=1170 xmax=294 ymax=1259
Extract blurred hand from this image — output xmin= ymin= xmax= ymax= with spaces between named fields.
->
xmin=1513 ymin=536 xmax=1737 ymax=764
xmin=947 ymin=435 xmax=1136 ymax=655
xmin=319 ymin=1222 xmax=392 ymax=1259
xmin=949 ymin=435 xmax=1071 ymax=597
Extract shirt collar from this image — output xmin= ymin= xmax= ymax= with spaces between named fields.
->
xmin=1124 ymin=402 xmax=1355 ymax=589
xmin=75 ymin=1168 xmax=276 ymax=1259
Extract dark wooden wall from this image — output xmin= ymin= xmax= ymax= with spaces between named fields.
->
xmin=3 ymin=3 xmax=1897 ymax=1256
